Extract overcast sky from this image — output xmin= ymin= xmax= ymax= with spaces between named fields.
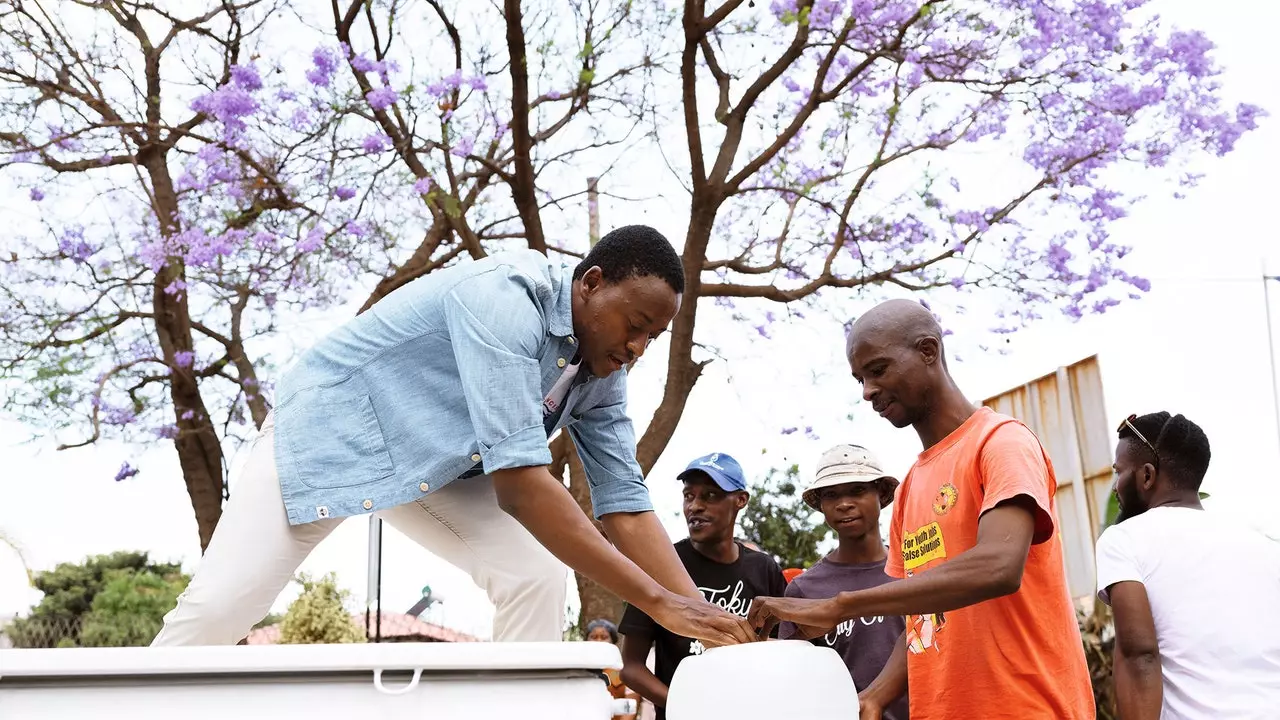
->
xmin=2 ymin=0 xmax=1277 ymax=638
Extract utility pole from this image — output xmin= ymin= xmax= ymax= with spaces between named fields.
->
xmin=1264 ymin=268 xmax=1280 ymax=454
xmin=365 ymin=515 xmax=382 ymax=642
xmin=587 ymin=177 xmax=600 ymax=247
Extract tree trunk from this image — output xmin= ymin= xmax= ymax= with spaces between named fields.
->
xmin=635 ymin=199 xmax=719 ymax=474
xmin=550 ymin=433 xmax=625 ymax=631
xmin=142 ymin=146 xmax=225 ymax=552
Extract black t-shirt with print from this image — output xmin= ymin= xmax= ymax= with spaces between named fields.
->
xmin=618 ymin=539 xmax=787 ymax=719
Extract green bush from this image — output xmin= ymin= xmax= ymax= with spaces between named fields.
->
xmin=278 ymin=572 xmax=365 ymax=645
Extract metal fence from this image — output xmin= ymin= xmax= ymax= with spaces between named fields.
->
xmin=2 ymin=614 xmax=163 ymax=648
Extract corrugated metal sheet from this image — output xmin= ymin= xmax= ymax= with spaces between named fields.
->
xmin=982 ymin=355 xmax=1112 ymax=601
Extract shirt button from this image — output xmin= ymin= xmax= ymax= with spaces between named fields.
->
xmin=567 ymin=336 xmax=577 ymax=345
xmin=362 ymin=499 xmax=373 ymax=510
xmin=557 ymin=357 xmax=567 ymax=368
xmin=471 ymin=453 xmax=481 ymax=462
xmin=419 ymin=482 xmax=429 ymax=492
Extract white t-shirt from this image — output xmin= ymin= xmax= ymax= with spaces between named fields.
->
xmin=1095 ymin=506 xmax=1280 ymax=720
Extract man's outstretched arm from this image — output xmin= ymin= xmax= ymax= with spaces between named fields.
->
xmin=566 ymin=400 xmax=703 ymax=600
xmin=603 ymin=511 xmax=700 ymax=599
xmin=492 ymin=466 xmax=754 ymax=646
xmin=750 ymin=497 xmax=1037 ymax=636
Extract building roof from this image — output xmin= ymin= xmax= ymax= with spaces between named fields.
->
xmin=245 ymin=611 xmax=480 ymax=645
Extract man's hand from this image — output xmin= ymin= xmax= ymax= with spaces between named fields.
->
xmin=492 ymin=466 xmax=756 ymax=648
xmin=652 ymin=594 xmax=756 ymax=647
xmin=748 ymin=596 xmax=841 ymax=641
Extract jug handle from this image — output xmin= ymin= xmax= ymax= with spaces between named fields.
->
xmin=372 ymin=667 xmax=423 ymax=696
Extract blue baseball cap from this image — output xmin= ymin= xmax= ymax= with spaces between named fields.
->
xmin=677 ymin=452 xmax=747 ymax=492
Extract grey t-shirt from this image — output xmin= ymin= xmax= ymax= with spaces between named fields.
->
xmin=779 ymin=555 xmax=909 ymax=720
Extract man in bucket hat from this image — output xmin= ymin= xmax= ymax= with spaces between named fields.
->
xmin=779 ymin=444 xmax=908 ymax=720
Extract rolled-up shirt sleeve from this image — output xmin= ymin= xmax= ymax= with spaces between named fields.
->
xmin=443 ymin=268 xmax=552 ymax=474
xmin=567 ymin=377 xmax=653 ymax=518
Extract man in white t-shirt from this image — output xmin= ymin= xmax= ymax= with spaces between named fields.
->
xmin=1096 ymin=411 xmax=1280 ymax=720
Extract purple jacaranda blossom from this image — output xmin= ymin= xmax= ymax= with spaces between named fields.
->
xmin=334 ymin=186 xmax=356 ymax=201
xmin=154 ymin=425 xmax=180 ymax=439
xmin=413 ymin=177 xmax=433 ymax=194
xmin=771 ymin=0 xmax=801 ymax=20
xmin=229 ymin=63 xmax=263 ymax=91
xmin=252 ymin=231 xmax=277 ymax=250
xmin=57 ymin=227 xmax=96 ymax=263
xmin=350 ymin=54 xmax=385 ymax=74
xmin=164 ymin=279 xmax=187 ymax=296
xmin=362 ymin=133 xmax=391 ymax=153
xmin=50 ymin=126 xmax=82 ymax=151
xmin=307 ymin=46 xmax=341 ymax=87
xmin=173 ymin=350 xmax=195 ymax=368
xmin=289 ymin=108 xmax=311 ymax=132
xmin=29 ymin=188 xmax=44 ymax=202
xmin=345 ymin=221 xmax=367 ymax=238
xmin=191 ymin=86 xmax=257 ymax=123
xmin=365 ymin=87 xmax=398 ymax=111
xmin=450 ymin=136 xmax=475 ymax=158
xmin=298 ymin=226 xmax=325 ymax=253
xmin=104 ymin=406 xmax=137 ymax=426
xmin=114 ymin=462 xmax=140 ymax=482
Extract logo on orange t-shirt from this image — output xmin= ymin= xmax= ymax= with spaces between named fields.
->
xmin=932 ymin=482 xmax=958 ymax=515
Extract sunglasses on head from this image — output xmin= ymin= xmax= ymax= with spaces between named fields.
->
xmin=1118 ymin=413 xmax=1171 ymax=465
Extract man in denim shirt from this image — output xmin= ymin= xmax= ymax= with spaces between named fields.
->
xmin=152 ymin=226 xmax=756 ymax=647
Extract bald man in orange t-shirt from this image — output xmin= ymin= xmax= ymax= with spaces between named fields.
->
xmin=751 ymin=300 xmax=1093 ymax=720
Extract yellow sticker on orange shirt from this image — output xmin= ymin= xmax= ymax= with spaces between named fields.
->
xmin=902 ymin=521 xmax=947 ymax=571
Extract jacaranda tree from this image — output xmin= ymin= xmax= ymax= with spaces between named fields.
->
xmin=0 ymin=1 xmax=1261 ymax=626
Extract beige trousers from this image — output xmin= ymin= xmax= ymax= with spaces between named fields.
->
xmin=151 ymin=413 xmax=567 ymax=645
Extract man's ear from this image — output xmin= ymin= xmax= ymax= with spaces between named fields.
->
xmin=1141 ymin=463 xmax=1157 ymax=489
xmin=578 ymin=265 xmax=604 ymax=298
xmin=734 ymin=492 xmax=749 ymax=510
xmin=917 ymin=336 xmax=941 ymax=366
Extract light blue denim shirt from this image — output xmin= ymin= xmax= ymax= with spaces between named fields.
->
xmin=271 ymin=250 xmax=652 ymax=525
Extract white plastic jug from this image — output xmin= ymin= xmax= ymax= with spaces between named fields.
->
xmin=665 ymin=640 xmax=858 ymax=719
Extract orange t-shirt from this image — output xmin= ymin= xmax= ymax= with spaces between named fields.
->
xmin=886 ymin=408 xmax=1094 ymax=719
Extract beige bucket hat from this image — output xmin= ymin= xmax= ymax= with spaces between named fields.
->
xmin=802 ymin=443 xmax=900 ymax=510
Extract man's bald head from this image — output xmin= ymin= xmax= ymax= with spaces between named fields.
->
xmin=846 ymin=299 xmax=945 ymax=359
xmin=845 ymin=299 xmax=949 ymax=429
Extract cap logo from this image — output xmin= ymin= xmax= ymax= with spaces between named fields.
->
xmin=700 ymin=453 xmax=725 ymax=471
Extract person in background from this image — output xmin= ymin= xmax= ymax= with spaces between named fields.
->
xmin=749 ymin=299 xmax=1093 ymax=720
xmin=1097 ymin=411 xmax=1280 ymax=720
xmin=586 ymin=618 xmax=640 ymax=720
xmin=780 ymin=444 xmax=908 ymax=720
xmin=619 ymin=452 xmax=787 ymax=720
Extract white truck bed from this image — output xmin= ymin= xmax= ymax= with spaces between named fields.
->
xmin=0 ymin=642 xmax=624 ymax=719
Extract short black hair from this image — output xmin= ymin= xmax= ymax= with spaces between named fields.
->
xmin=572 ymin=224 xmax=684 ymax=293
xmin=1117 ymin=411 xmax=1211 ymax=490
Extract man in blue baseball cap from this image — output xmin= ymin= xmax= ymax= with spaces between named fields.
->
xmin=618 ymin=452 xmax=787 ymax=720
